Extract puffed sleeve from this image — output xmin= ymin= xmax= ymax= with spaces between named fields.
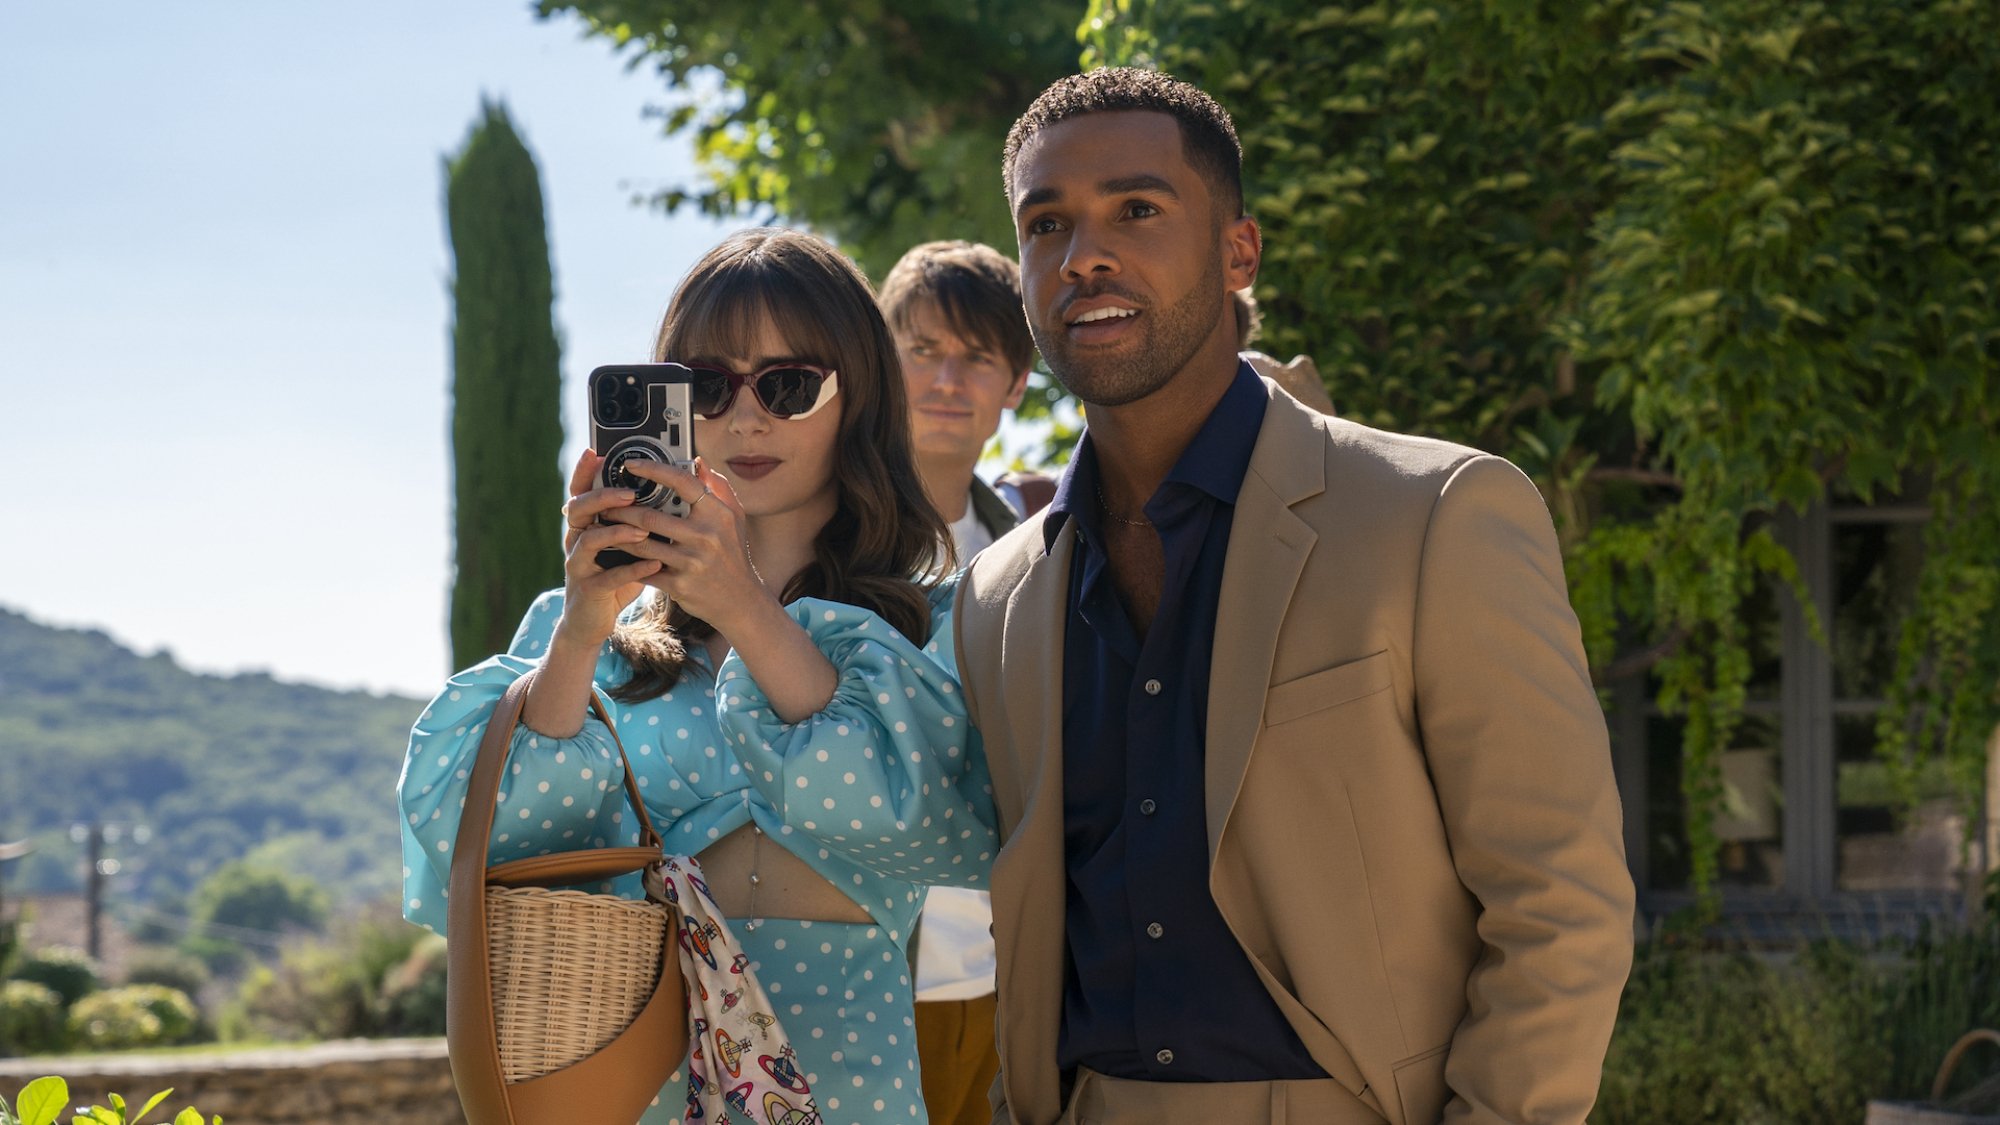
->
xmin=715 ymin=579 xmax=996 ymax=885
xmin=397 ymin=590 xmax=642 ymax=934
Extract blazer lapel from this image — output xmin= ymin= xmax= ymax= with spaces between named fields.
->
xmin=1205 ymin=391 xmax=1325 ymax=859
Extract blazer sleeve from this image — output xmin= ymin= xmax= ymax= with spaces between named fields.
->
xmin=1411 ymin=455 xmax=1635 ymax=1125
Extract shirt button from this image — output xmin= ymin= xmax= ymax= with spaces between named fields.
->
xmin=1139 ymin=798 xmax=1157 ymax=815
xmin=1144 ymin=679 xmax=1163 ymax=695
xmin=1146 ymin=922 xmax=1164 ymax=939
xmin=1156 ymin=1049 xmax=1175 ymax=1066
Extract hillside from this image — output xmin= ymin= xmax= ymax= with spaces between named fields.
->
xmin=0 ymin=607 xmax=425 ymax=909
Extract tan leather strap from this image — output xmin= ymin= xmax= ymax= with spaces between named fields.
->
xmin=446 ymin=669 xmax=678 ymax=1125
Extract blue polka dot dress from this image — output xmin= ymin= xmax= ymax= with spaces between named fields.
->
xmin=398 ymin=580 xmax=996 ymax=1124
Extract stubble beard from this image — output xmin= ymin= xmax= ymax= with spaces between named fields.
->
xmin=1032 ymin=254 xmax=1227 ymax=408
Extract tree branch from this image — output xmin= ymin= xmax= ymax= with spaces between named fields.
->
xmin=1602 ymin=627 xmax=1692 ymax=682
xmin=1588 ymin=466 xmax=1684 ymax=489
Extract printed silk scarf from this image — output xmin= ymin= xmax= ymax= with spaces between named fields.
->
xmin=653 ymin=855 xmax=822 ymax=1125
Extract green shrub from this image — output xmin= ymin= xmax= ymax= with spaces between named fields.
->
xmin=6 ymin=948 xmax=98 ymax=1009
xmin=0 ymin=980 xmax=66 ymax=1056
xmin=1878 ymin=915 xmax=2000 ymax=1102
xmin=1596 ymin=940 xmax=1890 ymax=1123
xmin=1595 ymin=918 xmax=2000 ymax=1123
xmin=220 ymin=949 xmax=365 ymax=1044
xmin=121 ymin=949 xmax=210 ymax=1002
xmin=65 ymin=985 xmax=197 ymax=1051
xmin=124 ymin=985 xmax=198 ymax=1046
xmin=219 ymin=912 xmax=429 ymax=1043
xmin=376 ymin=932 xmax=446 ymax=1037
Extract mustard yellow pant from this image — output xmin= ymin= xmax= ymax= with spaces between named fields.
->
xmin=914 ymin=994 xmax=1001 ymax=1125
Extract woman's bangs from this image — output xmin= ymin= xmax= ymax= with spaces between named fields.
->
xmin=662 ymin=262 xmax=849 ymax=373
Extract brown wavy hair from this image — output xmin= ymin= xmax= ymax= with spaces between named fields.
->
xmin=608 ymin=228 xmax=951 ymax=702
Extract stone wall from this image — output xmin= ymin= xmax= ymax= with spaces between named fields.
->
xmin=0 ymin=1038 xmax=464 ymax=1125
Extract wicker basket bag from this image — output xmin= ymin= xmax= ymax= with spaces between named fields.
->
xmin=445 ymin=670 xmax=689 ymax=1125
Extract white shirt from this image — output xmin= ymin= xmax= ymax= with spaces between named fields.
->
xmin=913 ymin=489 xmax=1004 ymax=1001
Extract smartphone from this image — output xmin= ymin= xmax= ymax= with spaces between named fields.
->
xmin=587 ymin=363 xmax=696 ymax=569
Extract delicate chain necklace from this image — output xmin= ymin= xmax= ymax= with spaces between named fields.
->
xmin=744 ymin=821 xmax=764 ymax=932
xmin=1095 ymin=480 xmax=1152 ymax=528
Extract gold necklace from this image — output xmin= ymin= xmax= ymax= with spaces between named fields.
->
xmin=1095 ymin=480 xmax=1152 ymax=528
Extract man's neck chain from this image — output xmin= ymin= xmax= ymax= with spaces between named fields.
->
xmin=1095 ymin=481 xmax=1152 ymax=528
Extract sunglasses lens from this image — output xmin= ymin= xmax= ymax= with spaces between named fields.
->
xmin=757 ymin=367 xmax=827 ymax=418
xmin=690 ymin=369 xmax=733 ymax=417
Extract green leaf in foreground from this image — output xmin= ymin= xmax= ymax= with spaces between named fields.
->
xmin=132 ymin=1091 xmax=172 ymax=1125
xmin=18 ymin=1078 xmax=68 ymax=1125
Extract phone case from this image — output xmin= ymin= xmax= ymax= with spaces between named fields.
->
xmin=587 ymin=364 xmax=696 ymax=569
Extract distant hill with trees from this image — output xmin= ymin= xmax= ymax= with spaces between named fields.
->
xmin=0 ymin=606 xmax=421 ymax=913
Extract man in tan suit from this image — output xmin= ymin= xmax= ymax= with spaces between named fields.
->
xmin=953 ymin=68 xmax=1635 ymax=1124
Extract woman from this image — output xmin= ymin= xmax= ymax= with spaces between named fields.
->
xmin=399 ymin=228 xmax=997 ymax=1125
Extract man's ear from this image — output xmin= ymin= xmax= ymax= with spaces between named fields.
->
xmin=1223 ymin=214 xmax=1261 ymax=292
xmin=1004 ymin=367 xmax=1032 ymax=411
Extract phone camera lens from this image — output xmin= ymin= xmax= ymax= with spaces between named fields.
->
xmin=605 ymin=442 xmax=661 ymax=504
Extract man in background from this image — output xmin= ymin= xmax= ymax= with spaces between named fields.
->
xmin=877 ymin=239 xmax=1049 ymax=1125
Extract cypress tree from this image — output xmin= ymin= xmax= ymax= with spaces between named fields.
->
xmin=444 ymin=99 xmax=565 ymax=670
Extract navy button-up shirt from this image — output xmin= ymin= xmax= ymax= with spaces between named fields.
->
xmin=1047 ymin=363 xmax=1326 ymax=1082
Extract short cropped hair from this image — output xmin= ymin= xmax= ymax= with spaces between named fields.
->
xmin=877 ymin=240 xmax=1036 ymax=376
xmin=1003 ymin=67 xmax=1244 ymax=220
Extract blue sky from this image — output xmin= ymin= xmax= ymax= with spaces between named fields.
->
xmin=0 ymin=2 xmax=755 ymax=696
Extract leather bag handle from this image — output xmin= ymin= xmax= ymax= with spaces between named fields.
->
xmin=445 ymin=669 xmax=676 ymax=1125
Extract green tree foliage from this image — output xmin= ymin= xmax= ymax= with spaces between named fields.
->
xmin=446 ymin=99 xmax=566 ymax=671
xmin=0 ymin=608 xmax=414 ymax=910
xmin=118 ymin=950 xmax=210 ymax=1005
xmin=1085 ymin=0 xmax=2000 ymax=897
xmin=187 ymin=863 xmax=328 ymax=942
xmin=534 ymin=0 xmax=1086 ymax=280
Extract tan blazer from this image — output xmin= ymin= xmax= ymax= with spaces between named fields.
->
xmin=953 ymin=380 xmax=1635 ymax=1125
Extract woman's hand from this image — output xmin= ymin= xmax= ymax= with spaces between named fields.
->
xmin=555 ymin=449 xmax=663 ymax=647
xmin=600 ymin=457 xmax=773 ymax=635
